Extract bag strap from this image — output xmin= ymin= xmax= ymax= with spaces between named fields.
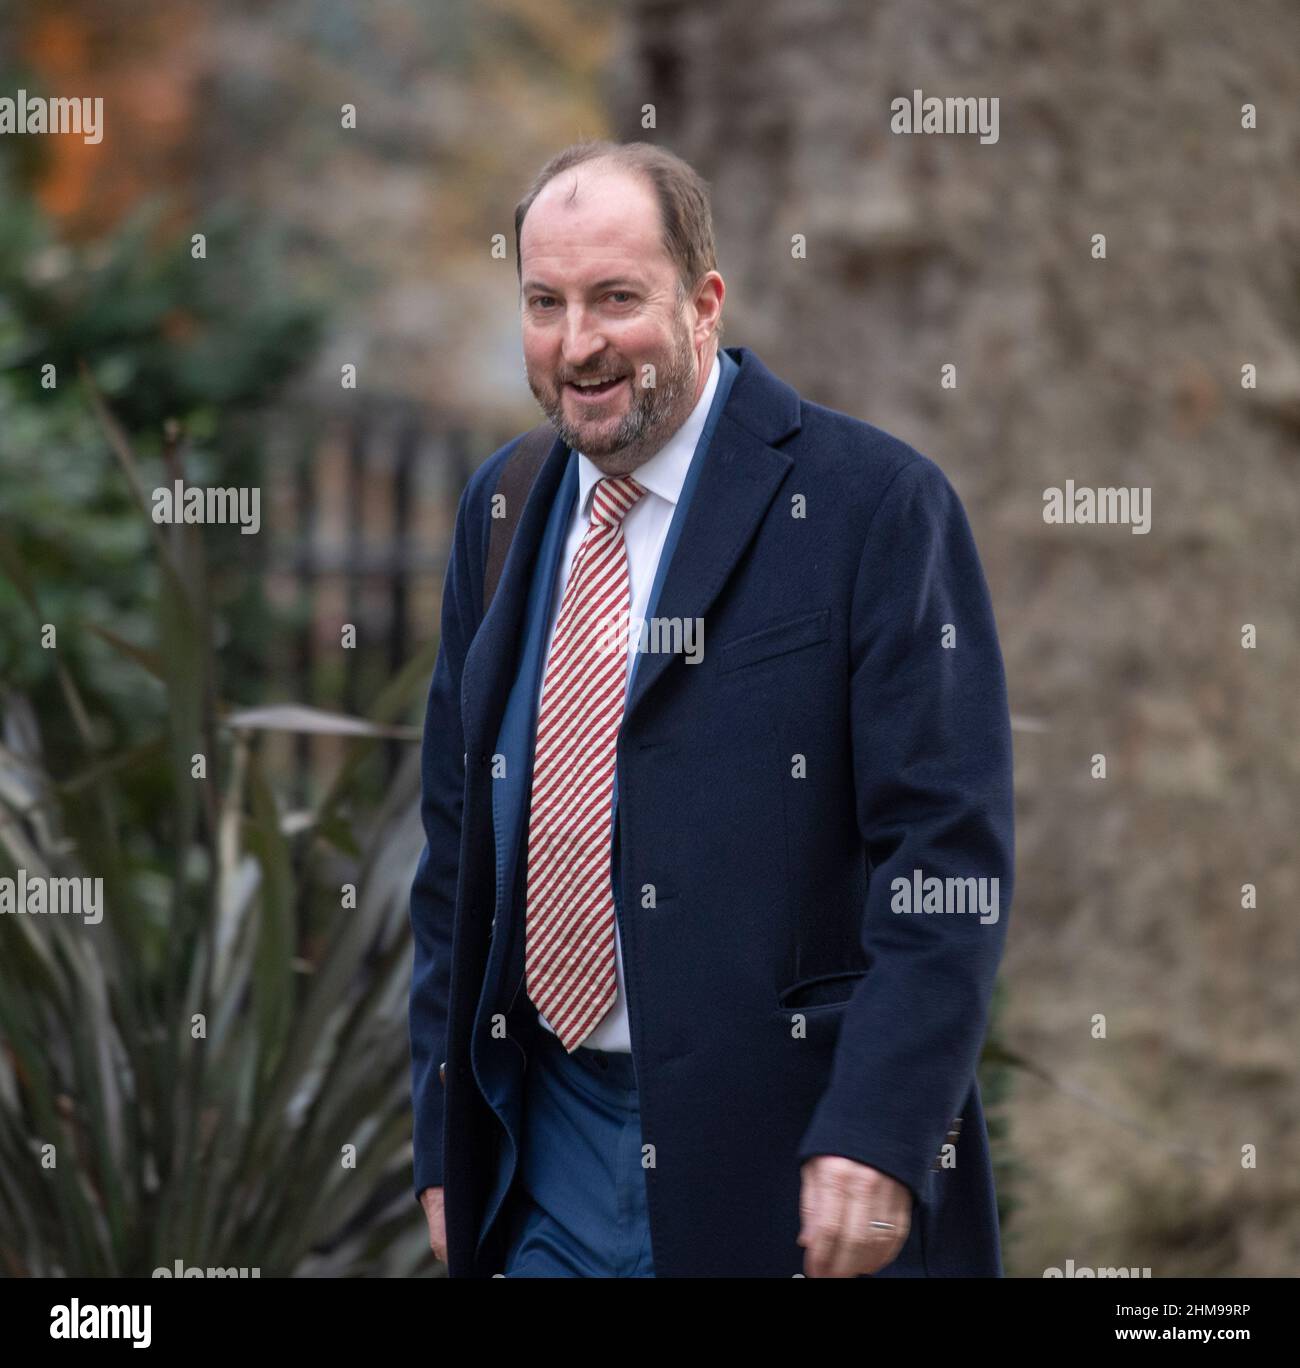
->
xmin=483 ymin=423 xmax=558 ymax=615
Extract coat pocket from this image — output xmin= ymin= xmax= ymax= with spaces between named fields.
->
xmin=718 ymin=608 xmax=831 ymax=673
xmin=775 ymin=967 xmax=868 ymax=1012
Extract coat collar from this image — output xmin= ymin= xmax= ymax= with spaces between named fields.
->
xmin=461 ymin=345 xmax=802 ymax=754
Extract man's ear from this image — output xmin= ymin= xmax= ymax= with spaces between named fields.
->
xmin=690 ymin=270 xmax=725 ymax=339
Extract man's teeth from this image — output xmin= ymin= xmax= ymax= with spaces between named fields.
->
xmin=572 ymin=376 xmax=623 ymax=387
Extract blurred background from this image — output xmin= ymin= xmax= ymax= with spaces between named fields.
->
xmin=0 ymin=0 xmax=1296 ymax=1278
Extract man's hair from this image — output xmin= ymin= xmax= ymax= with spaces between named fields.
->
xmin=514 ymin=140 xmax=723 ymax=339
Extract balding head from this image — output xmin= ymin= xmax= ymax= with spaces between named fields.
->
xmin=517 ymin=144 xmax=725 ymax=474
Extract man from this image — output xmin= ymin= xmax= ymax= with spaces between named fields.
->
xmin=409 ymin=140 xmax=1015 ymax=1277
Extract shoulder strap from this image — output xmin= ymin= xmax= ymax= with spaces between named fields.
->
xmin=483 ymin=423 xmax=558 ymax=615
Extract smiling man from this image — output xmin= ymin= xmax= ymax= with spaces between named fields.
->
xmin=409 ymin=140 xmax=1015 ymax=1278
xmin=519 ymin=173 xmax=713 ymax=477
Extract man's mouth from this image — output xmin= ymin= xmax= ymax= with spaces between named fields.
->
xmin=564 ymin=374 xmax=628 ymax=404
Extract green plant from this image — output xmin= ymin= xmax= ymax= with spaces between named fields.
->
xmin=0 ymin=152 xmax=326 ymax=760
xmin=0 ymin=394 xmax=440 ymax=1277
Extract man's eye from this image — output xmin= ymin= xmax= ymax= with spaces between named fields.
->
xmin=531 ymin=296 xmax=556 ymax=309
xmin=609 ymin=291 xmax=632 ymax=304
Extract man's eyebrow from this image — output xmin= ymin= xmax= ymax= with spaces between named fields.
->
xmin=522 ymin=277 xmax=644 ymax=294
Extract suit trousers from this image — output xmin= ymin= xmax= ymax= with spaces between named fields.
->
xmin=494 ymin=1019 xmax=656 ymax=1277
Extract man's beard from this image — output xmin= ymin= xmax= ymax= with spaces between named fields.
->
xmin=528 ymin=317 xmax=697 ymax=475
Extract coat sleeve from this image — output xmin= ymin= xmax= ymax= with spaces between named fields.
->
xmin=409 ymin=478 xmax=484 ymax=1200
xmin=795 ymin=454 xmax=1015 ymax=1204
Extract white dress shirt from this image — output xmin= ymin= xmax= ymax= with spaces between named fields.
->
xmin=531 ymin=353 xmax=721 ymax=1051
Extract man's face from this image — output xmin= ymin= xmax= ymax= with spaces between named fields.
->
xmin=519 ymin=164 xmax=718 ymax=475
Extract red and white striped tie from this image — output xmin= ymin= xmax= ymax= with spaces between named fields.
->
xmin=525 ymin=474 xmax=646 ymax=1051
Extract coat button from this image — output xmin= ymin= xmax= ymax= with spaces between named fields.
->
xmin=439 ymin=1060 xmax=446 ymax=1087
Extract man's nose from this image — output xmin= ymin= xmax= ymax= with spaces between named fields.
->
xmin=559 ymin=306 xmax=607 ymax=370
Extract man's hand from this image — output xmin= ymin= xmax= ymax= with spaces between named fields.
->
xmin=420 ymin=1186 xmax=447 ymax=1262
xmin=798 ymin=1155 xmax=912 ymax=1277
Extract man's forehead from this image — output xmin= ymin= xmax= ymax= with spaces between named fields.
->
xmin=522 ymin=167 xmax=664 ymax=265
xmin=532 ymin=162 xmax=652 ymax=217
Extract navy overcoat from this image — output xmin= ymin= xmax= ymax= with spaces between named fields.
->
xmin=409 ymin=345 xmax=1015 ymax=1277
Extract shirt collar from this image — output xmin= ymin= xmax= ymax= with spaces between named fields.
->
xmin=574 ymin=351 xmax=721 ymax=519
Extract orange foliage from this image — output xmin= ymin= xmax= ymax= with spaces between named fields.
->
xmin=22 ymin=3 xmax=204 ymax=238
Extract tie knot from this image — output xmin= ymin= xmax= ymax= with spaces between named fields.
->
xmin=589 ymin=476 xmax=646 ymax=528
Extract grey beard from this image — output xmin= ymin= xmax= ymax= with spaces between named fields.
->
xmin=534 ymin=330 xmax=696 ymax=471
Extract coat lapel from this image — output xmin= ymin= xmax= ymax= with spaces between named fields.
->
xmin=460 ymin=347 xmax=803 ymax=753
xmin=460 ymin=434 xmax=569 ymax=758
xmin=624 ymin=348 xmax=802 ymax=728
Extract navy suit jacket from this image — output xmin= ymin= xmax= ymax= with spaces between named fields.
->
xmin=409 ymin=345 xmax=1015 ymax=1277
